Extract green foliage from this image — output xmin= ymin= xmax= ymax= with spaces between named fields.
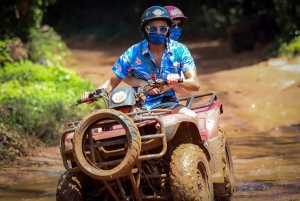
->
xmin=278 ymin=32 xmax=300 ymax=58
xmin=0 ymin=39 xmax=14 ymax=64
xmin=267 ymin=31 xmax=300 ymax=58
xmin=0 ymin=118 xmax=29 ymax=161
xmin=0 ymin=60 xmax=106 ymax=144
xmin=1 ymin=26 xmax=74 ymax=68
xmin=1 ymin=0 xmax=109 ymax=160
xmin=28 ymin=26 xmax=73 ymax=65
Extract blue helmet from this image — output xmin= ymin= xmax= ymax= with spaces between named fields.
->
xmin=140 ymin=6 xmax=172 ymax=29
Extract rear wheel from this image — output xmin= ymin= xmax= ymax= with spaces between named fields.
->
xmin=170 ymin=144 xmax=214 ymax=201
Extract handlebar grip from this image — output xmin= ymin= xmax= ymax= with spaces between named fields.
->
xmin=76 ymin=99 xmax=82 ymax=104
xmin=155 ymin=77 xmax=183 ymax=86
xmin=76 ymin=93 xmax=95 ymax=106
xmin=76 ymin=99 xmax=87 ymax=106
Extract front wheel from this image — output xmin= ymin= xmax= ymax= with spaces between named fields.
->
xmin=56 ymin=171 xmax=84 ymax=201
xmin=169 ymin=144 xmax=214 ymax=201
xmin=56 ymin=171 xmax=111 ymax=201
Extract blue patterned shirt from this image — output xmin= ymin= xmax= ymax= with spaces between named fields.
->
xmin=112 ymin=39 xmax=196 ymax=109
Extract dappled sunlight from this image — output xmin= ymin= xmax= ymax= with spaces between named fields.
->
xmin=280 ymin=65 xmax=300 ymax=73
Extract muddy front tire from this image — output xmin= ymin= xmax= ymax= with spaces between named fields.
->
xmin=56 ymin=171 xmax=106 ymax=201
xmin=56 ymin=171 xmax=110 ymax=201
xmin=170 ymin=144 xmax=214 ymax=201
xmin=56 ymin=171 xmax=88 ymax=201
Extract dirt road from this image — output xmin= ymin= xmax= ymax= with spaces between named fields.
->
xmin=0 ymin=39 xmax=299 ymax=200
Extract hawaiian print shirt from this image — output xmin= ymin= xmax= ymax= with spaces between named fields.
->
xmin=112 ymin=39 xmax=196 ymax=109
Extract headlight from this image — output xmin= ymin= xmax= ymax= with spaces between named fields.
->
xmin=112 ymin=91 xmax=127 ymax=104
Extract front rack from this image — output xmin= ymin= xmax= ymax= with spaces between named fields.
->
xmin=61 ymin=112 xmax=169 ymax=173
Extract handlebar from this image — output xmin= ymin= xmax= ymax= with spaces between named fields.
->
xmin=138 ymin=77 xmax=183 ymax=97
xmin=76 ymin=77 xmax=183 ymax=106
xmin=76 ymin=88 xmax=106 ymax=106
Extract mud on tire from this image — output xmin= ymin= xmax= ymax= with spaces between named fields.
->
xmin=56 ymin=171 xmax=107 ymax=201
xmin=169 ymin=144 xmax=214 ymax=201
xmin=73 ymin=109 xmax=141 ymax=181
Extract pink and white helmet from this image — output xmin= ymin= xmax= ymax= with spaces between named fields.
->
xmin=164 ymin=6 xmax=188 ymax=23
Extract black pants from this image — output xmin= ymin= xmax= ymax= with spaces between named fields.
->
xmin=151 ymin=96 xmax=184 ymax=110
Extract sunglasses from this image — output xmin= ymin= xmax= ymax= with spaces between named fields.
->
xmin=145 ymin=25 xmax=169 ymax=34
xmin=172 ymin=22 xmax=184 ymax=29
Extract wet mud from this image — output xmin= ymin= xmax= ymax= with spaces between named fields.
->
xmin=0 ymin=147 xmax=65 ymax=200
xmin=0 ymin=39 xmax=299 ymax=200
xmin=228 ymin=126 xmax=300 ymax=201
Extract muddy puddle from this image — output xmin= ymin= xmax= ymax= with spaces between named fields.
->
xmin=1 ymin=125 xmax=299 ymax=200
xmin=0 ymin=169 xmax=63 ymax=201
xmin=0 ymin=147 xmax=65 ymax=201
xmin=229 ymin=125 xmax=300 ymax=200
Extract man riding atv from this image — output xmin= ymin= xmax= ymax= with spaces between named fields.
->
xmin=80 ymin=6 xmax=200 ymax=124
xmin=122 ymin=5 xmax=189 ymax=101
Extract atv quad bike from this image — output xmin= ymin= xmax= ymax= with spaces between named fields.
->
xmin=56 ymin=79 xmax=235 ymax=201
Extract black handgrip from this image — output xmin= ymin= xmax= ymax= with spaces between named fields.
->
xmin=76 ymin=98 xmax=90 ymax=106
xmin=76 ymin=99 xmax=82 ymax=105
xmin=156 ymin=77 xmax=183 ymax=86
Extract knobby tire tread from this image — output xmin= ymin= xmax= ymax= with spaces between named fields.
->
xmin=170 ymin=144 xmax=214 ymax=201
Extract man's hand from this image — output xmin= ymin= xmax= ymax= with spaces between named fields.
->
xmin=146 ymin=85 xmax=178 ymax=95
xmin=159 ymin=85 xmax=173 ymax=93
xmin=167 ymin=73 xmax=181 ymax=85
xmin=145 ymin=86 xmax=161 ymax=95
xmin=80 ymin=92 xmax=96 ymax=104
